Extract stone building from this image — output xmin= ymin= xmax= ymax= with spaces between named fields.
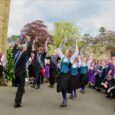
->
xmin=0 ymin=0 xmax=10 ymax=53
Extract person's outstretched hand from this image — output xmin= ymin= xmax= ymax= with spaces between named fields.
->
xmin=76 ymin=42 xmax=78 ymax=51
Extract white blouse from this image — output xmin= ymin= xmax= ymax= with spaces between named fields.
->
xmin=0 ymin=55 xmax=6 ymax=66
xmin=57 ymin=48 xmax=79 ymax=63
xmin=72 ymin=63 xmax=79 ymax=68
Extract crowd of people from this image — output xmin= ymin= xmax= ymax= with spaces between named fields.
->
xmin=0 ymin=35 xmax=115 ymax=109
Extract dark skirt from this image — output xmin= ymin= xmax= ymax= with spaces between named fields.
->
xmin=68 ymin=75 xmax=80 ymax=92
xmin=79 ymin=73 xmax=88 ymax=86
xmin=57 ymin=72 xmax=70 ymax=93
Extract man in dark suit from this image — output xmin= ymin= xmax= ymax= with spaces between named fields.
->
xmin=13 ymin=38 xmax=32 ymax=108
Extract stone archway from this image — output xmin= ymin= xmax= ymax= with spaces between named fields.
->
xmin=0 ymin=0 xmax=10 ymax=53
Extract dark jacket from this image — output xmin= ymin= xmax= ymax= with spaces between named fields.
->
xmin=34 ymin=51 xmax=46 ymax=70
xmin=13 ymin=41 xmax=32 ymax=75
xmin=47 ymin=55 xmax=60 ymax=69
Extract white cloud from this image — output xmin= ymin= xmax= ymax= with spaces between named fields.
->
xmin=94 ymin=7 xmax=115 ymax=31
xmin=45 ymin=22 xmax=54 ymax=33
xmin=8 ymin=0 xmax=115 ymax=36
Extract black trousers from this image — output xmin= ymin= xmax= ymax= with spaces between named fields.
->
xmin=0 ymin=65 xmax=3 ymax=78
xmin=49 ymin=67 xmax=57 ymax=86
xmin=33 ymin=68 xmax=41 ymax=86
xmin=15 ymin=72 xmax=25 ymax=105
xmin=12 ymin=77 xmax=18 ymax=87
xmin=101 ymin=85 xmax=108 ymax=92
xmin=28 ymin=65 xmax=35 ymax=78
xmin=40 ymin=73 xmax=44 ymax=84
xmin=110 ymin=88 xmax=115 ymax=96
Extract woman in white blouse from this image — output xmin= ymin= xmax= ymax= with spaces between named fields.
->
xmin=0 ymin=49 xmax=5 ymax=78
xmin=57 ymin=45 xmax=79 ymax=107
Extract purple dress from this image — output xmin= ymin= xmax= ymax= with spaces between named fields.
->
xmin=88 ymin=65 xmax=95 ymax=84
xmin=45 ymin=64 xmax=50 ymax=78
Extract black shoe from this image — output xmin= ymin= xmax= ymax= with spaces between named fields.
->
xmin=92 ymin=86 xmax=96 ymax=89
xmin=49 ymin=85 xmax=54 ymax=88
xmin=69 ymin=95 xmax=74 ymax=100
xmin=80 ymin=89 xmax=85 ymax=94
xmin=88 ymin=84 xmax=91 ymax=88
xmin=29 ymin=82 xmax=33 ymax=84
xmin=14 ymin=104 xmax=22 ymax=108
xmin=74 ymin=95 xmax=77 ymax=99
xmin=49 ymin=85 xmax=51 ymax=87
xmin=111 ymin=95 xmax=115 ymax=99
xmin=23 ymin=89 xmax=25 ymax=94
xmin=96 ymin=88 xmax=101 ymax=92
xmin=40 ymin=81 xmax=44 ymax=84
xmin=106 ymin=95 xmax=111 ymax=98
xmin=31 ymin=85 xmax=35 ymax=88
xmin=35 ymin=85 xmax=40 ymax=89
xmin=60 ymin=100 xmax=67 ymax=107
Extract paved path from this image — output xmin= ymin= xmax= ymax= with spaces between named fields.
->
xmin=0 ymin=83 xmax=115 ymax=115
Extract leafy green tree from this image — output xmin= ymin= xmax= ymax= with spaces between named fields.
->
xmin=7 ymin=35 xmax=19 ymax=44
xmin=5 ymin=47 xmax=14 ymax=81
xmin=99 ymin=27 xmax=106 ymax=34
xmin=52 ymin=21 xmax=80 ymax=48
xmin=83 ymin=33 xmax=90 ymax=39
xmin=12 ymin=35 xmax=19 ymax=41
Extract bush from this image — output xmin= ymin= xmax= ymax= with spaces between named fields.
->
xmin=5 ymin=48 xmax=14 ymax=81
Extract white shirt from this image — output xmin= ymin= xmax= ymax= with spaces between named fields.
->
xmin=72 ymin=63 xmax=79 ymax=68
xmin=57 ymin=48 xmax=79 ymax=63
xmin=0 ymin=55 xmax=6 ymax=66
xmin=79 ymin=61 xmax=87 ymax=67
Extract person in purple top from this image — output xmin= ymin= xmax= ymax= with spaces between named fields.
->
xmin=44 ymin=58 xmax=50 ymax=80
xmin=107 ymin=57 xmax=115 ymax=78
xmin=88 ymin=61 xmax=95 ymax=88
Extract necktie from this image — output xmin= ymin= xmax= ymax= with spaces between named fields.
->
xmin=14 ymin=51 xmax=22 ymax=69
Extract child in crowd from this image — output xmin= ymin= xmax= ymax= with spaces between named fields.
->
xmin=69 ymin=56 xmax=80 ymax=99
xmin=28 ymin=52 xmax=35 ymax=84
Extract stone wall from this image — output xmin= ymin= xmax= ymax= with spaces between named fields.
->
xmin=0 ymin=0 xmax=10 ymax=54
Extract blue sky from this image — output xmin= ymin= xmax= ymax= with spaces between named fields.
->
xmin=8 ymin=0 xmax=115 ymax=36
